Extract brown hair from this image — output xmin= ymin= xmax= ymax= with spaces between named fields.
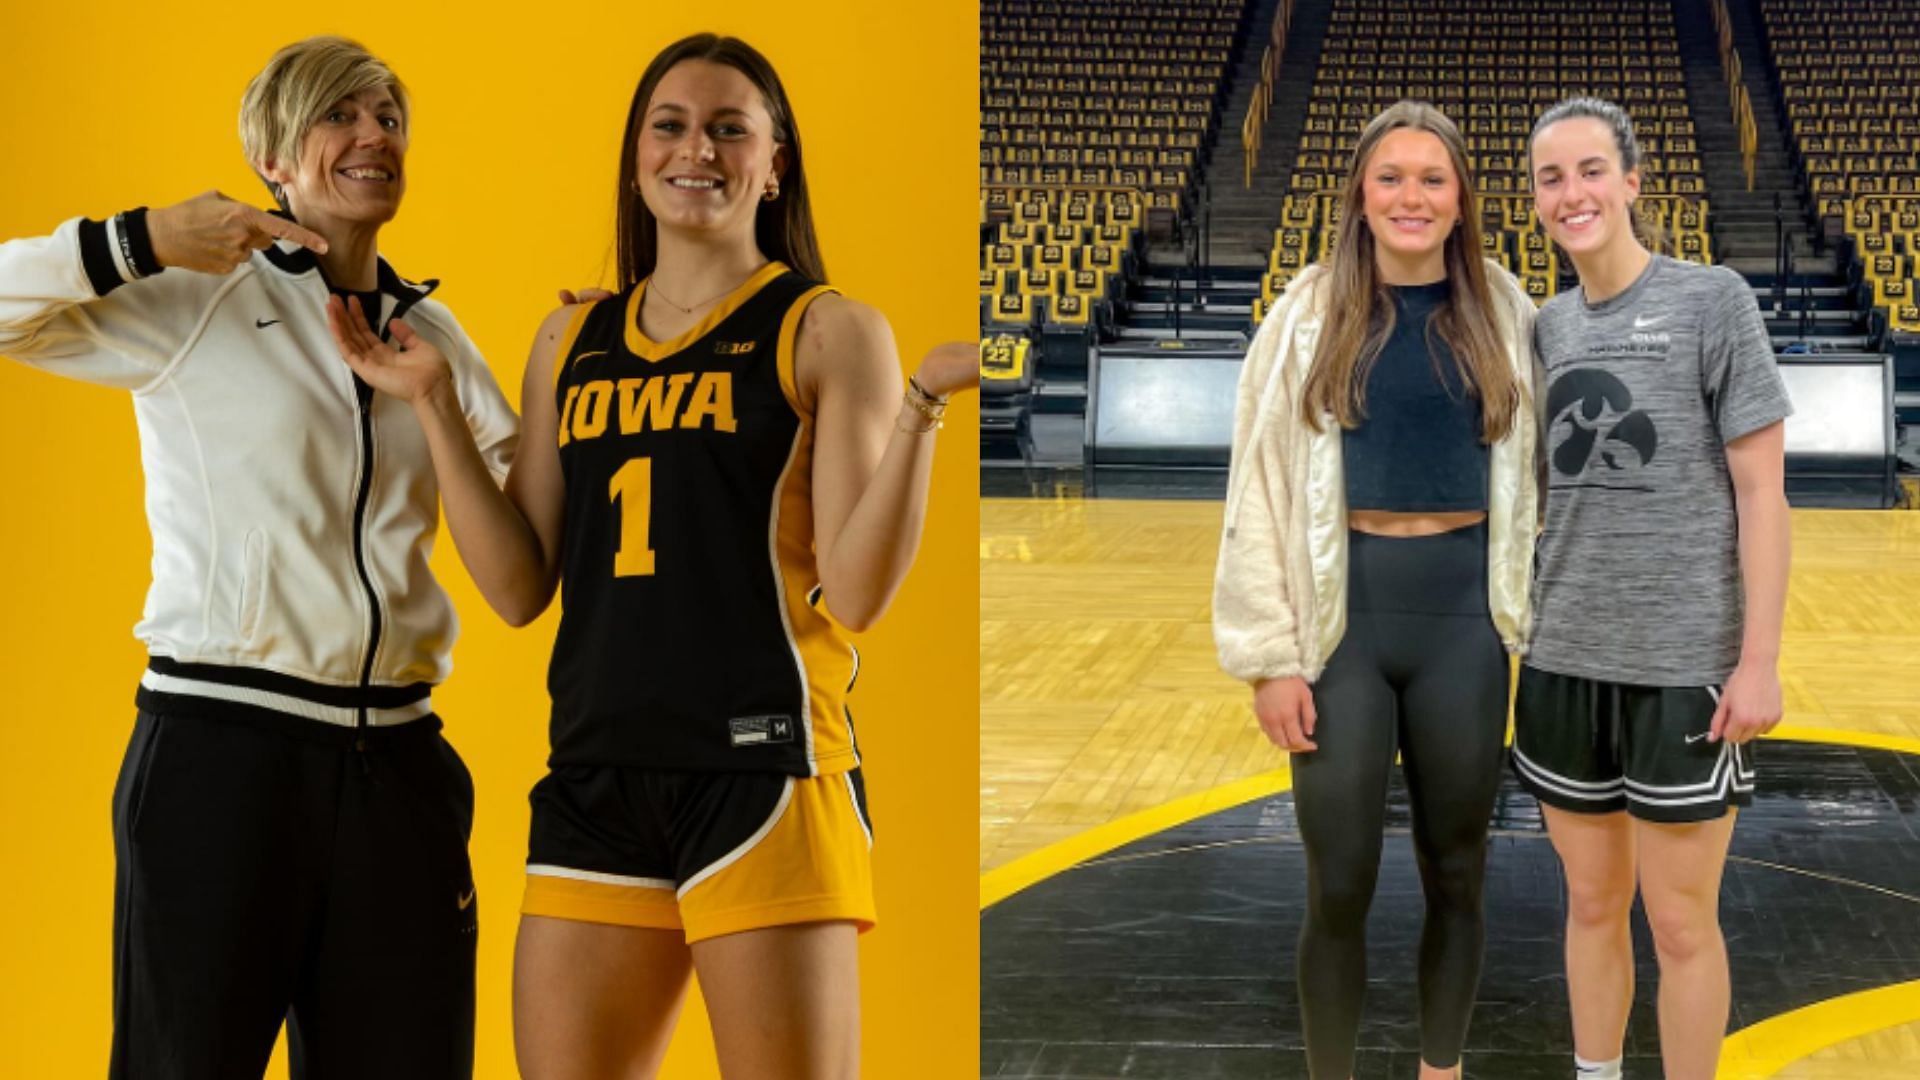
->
xmin=1301 ymin=101 xmax=1519 ymax=441
xmin=1529 ymin=96 xmax=1667 ymax=252
xmin=615 ymin=34 xmax=826 ymax=287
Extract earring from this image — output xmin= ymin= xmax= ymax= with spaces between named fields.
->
xmin=763 ymin=182 xmax=780 ymax=202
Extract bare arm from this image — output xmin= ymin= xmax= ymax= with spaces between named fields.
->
xmin=1712 ymin=420 xmax=1790 ymax=743
xmin=802 ymin=296 xmax=975 ymax=632
xmin=327 ymin=298 xmax=573 ymax=625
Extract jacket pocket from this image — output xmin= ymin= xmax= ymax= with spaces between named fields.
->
xmin=237 ymin=530 xmax=268 ymax=642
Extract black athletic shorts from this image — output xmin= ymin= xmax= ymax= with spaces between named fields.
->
xmin=522 ymin=766 xmax=876 ymax=943
xmin=1510 ymin=664 xmax=1754 ymax=823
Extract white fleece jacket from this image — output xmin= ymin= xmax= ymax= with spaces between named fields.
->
xmin=1212 ymin=262 xmax=1539 ymax=685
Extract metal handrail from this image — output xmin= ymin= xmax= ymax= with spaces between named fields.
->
xmin=1710 ymin=0 xmax=1760 ymax=192
xmin=1773 ymin=192 xmax=1788 ymax=317
xmin=1240 ymin=0 xmax=1295 ymax=188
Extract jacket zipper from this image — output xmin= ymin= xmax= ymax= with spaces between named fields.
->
xmin=349 ymin=371 xmax=383 ymax=761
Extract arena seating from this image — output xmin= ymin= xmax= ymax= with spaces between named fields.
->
xmin=1759 ymin=0 xmax=1920 ymax=341
xmin=981 ymin=0 xmax=1252 ymax=378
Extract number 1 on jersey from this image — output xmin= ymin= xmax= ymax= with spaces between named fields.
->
xmin=609 ymin=457 xmax=656 ymax=577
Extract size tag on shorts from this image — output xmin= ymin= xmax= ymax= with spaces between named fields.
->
xmin=729 ymin=715 xmax=796 ymax=746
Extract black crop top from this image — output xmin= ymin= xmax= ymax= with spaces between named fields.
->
xmin=1341 ymin=280 xmax=1490 ymax=512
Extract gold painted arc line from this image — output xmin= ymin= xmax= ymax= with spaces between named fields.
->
xmin=1716 ymin=980 xmax=1920 ymax=1079
xmin=978 ymin=768 xmax=1293 ymax=908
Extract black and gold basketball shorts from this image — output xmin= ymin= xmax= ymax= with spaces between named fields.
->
xmin=1511 ymin=665 xmax=1755 ymax=824
xmin=521 ymin=766 xmax=875 ymax=942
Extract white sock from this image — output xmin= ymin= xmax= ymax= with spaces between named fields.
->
xmin=1574 ymin=1054 xmax=1622 ymax=1080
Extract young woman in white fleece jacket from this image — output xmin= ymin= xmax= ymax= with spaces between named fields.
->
xmin=1213 ymin=101 xmax=1538 ymax=1080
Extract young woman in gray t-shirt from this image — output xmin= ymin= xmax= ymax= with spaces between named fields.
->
xmin=1518 ymin=97 xmax=1793 ymax=1080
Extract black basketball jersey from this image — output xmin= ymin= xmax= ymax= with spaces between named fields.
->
xmin=548 ymin=262 xmax=859 ymax=777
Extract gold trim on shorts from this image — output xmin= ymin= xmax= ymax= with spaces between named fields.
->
xmin=520 ymin=771 xmax=875 ymax=943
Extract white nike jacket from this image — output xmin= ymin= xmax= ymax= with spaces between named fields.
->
xmin=0 ymin=215 xmax=518 ymax=727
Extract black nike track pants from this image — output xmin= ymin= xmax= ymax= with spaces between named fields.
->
xmin=109 ymin=708 xmax=477 ymax=1080
xmin=1290 ymin=523 xmax=1509 ymax=1079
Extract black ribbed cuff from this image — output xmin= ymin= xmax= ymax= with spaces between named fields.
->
xmin=77 ymin=217 xmax=125 ymax=296
xmin=119 ymin=207 xmax=163 ymax=279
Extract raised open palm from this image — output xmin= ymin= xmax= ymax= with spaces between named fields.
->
xmin=325 ymin=294 xmax=450 ymax=404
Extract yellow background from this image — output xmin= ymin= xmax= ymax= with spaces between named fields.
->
xmin=0 ymin=2 xmax=977 ymax=1076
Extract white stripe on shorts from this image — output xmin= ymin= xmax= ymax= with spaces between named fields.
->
xmin=1512 ymin=746 xmax=1625 ymax=801
xmin=525 ymin=864 xmax=675 ymax=891
xmin=676 ymin=777 xmax=795 ymax=899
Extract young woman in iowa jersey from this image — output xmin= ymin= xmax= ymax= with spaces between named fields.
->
xmin=326 ymin=32 xmax=975 ymax=1079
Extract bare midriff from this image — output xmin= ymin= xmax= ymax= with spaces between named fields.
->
xmin=1347 ymin=509 xmax=1487 ymax=537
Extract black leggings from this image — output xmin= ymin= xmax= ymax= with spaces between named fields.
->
xmin=1291 ymin=523 xmax=1509 ymax=1077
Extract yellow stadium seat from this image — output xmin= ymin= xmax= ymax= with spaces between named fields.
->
xmin=1872 ymin=276 xmax=1912 ymax=309
xmin=1044 ymin=292 xmax=1093 ymax=327
xmin=990 ymin=290 xmax=1033 ymax=328
xmin=1018 ymin=267 xmax=1058 ymax=296
xmin=979 ymin=333 xmax=1030 ymax=383
xmin=1263 ymin=270 xmax=1295 ymax=305
xmin=1890 ymin=301 xmax=1920 ymax=335
xmin=1085 ymin=244 xmax=1125 ymax=275
xmin=1066 ymin=268 xmax=1107 ymax=298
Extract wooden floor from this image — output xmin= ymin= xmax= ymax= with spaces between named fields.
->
xmin=981 ymin=500 xmax=1920 ymax=871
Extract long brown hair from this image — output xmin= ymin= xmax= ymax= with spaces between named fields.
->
xmin=1300 ymin=101 xmax=1519 ymax=442
xmin=615 ymin=34 xmax=826 ymax=288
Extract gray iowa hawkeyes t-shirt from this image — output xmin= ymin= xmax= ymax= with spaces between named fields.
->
xmin=1529 ymin=255 xmax=1793 ymax=686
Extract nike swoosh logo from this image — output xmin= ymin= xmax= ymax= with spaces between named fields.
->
xmin=1632 ymin=315 xmax=1666 ymax=329
xmin=256 ymin=318 xmax=281 ymax=329
xmin=457 ymin=889 xmax=476 ymax=910
xmin=1686 ymin=732 xmax=1712 ymax=744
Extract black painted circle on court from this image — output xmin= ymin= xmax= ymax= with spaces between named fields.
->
xmin=981 ymin=740 xmax=1920 ymax=1079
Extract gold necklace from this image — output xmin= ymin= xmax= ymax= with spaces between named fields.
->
xmin=649 ymin=273 xmax=752 ymax=315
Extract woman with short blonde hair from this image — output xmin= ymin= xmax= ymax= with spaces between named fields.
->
xmin=0 ymin=35 xmax=513 ymax=1078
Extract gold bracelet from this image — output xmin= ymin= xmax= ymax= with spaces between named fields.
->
xmin=898 ymin=392 xmax=942 ymax=433
xmin=903 ymin=388 xmax=946 ymax=423
xmin=907 ymin=375 xmax=948 ymax=407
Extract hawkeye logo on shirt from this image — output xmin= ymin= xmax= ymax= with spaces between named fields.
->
xmin=558 ymin=372 xmax=736 ymax=446
xmin=1545 ymin=368 xmax=1658 ymax=490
